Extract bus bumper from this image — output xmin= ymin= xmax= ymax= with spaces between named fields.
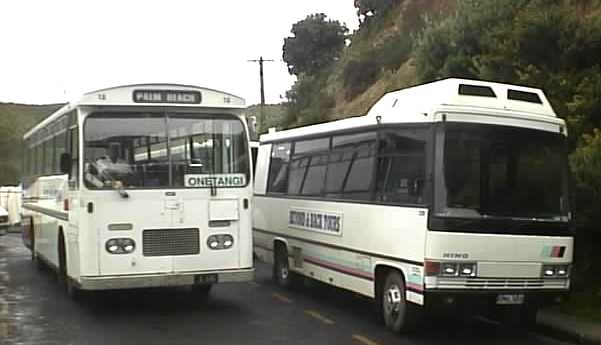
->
xmin=423 ymin=289 xmax=568 ymax=312
xmin=78 ymin=268 xmax=255 ymax=290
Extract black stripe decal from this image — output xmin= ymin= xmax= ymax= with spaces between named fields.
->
xmin=253 ymin=228 xmax=423 ymax=267
xmin=23 ymin=203 xmax=68 ymax=221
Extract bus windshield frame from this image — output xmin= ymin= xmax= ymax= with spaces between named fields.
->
xmin=83 ymin=111 xmax=250 ymax=190
xmin=429 ymin=122 xmax=572 ymax=236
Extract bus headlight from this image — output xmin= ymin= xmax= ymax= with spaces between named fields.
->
xmin=207 ymin=234 xmax=234 ymax=250
xmin=105 ymin=238 xmax=136 ymax=254
xmin=542 ymin=264 xmax=570 ymax=277
xmin=425 ymin=261 xmax=477 ymax=277
xmin=459 ymin=263 xmax=477 ymax=277
xmin=441 ymin=263 xmax=458 ymax=276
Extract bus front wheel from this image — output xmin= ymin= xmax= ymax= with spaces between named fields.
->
xmin=58 ymin=232 xmax=82 ymax=301
xmin=381 ymin=270 xmax=421 ymax=333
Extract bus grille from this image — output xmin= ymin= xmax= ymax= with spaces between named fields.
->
xmin=436 ymin=277 xmax=569 ymax=289
xmin=143 ymin=228 xmax=200 ymax=256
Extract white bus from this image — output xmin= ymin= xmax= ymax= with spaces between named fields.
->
xmin=253 ymin=79 xmax=572 ymax=332
xmin=21 ymin=84 xmax=254 ymax=298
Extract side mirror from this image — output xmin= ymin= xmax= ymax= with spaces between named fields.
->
xmin=60 ymin=153 xmax=72 ymax=175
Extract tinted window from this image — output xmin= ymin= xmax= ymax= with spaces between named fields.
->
xmin=376 ymin=128 xmax=428 ymax=204
xmin=301 ymin=154 xmax=328 ymax=195
xmin=287 ymin=156 xmax=309 ymax=195
xmin=45 ymin=138 xmax=54 ymax=174
xmin=267 ymin=142 xmax=291 ymax=193
xmin=55 ymin=131 xmax=67 ymax=174
xmin=329 ymin=131 xmax=377 ymax=201
xmin=294 ymin=138 xmax=329 ymax=154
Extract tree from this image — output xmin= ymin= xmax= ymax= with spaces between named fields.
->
xmin=282 ymin=13 xmax=348 ymax=76
xmin=354 ymin=0 xmax=399 ymax=24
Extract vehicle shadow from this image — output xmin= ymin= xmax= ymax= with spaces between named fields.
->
xmin=261 ymin=272 xmax=542 ymax=345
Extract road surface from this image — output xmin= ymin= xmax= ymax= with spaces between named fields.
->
xmin=0 ymin=233 xmax=572 ymax=345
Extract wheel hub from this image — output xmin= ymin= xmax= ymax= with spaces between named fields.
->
xmin=385 ymin=285 xmax=402 ymax=314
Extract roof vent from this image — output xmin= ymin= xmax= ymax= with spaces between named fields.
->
xmin=507 ymin=89 xmax=542 ymax=104
xmin=458 ymin=84 xmax=497 ymax=98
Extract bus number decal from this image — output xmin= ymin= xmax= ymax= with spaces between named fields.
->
xmin=184 ymin=174 xmax=246 ymax=188
xmin=288 ymin=208 xmax=342 ymax=236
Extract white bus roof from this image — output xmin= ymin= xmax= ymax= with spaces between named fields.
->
xmin=24 ymin=84 xmax=245 ymax=139
xmin=261 ymin=78 xmax=565 ymax=143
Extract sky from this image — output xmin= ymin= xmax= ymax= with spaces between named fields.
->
xmin=0 ymin=0 xmax=359 ymax=106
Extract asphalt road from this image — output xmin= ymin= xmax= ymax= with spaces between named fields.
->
xmin=0 ymin=233 xmax=574 ymax=345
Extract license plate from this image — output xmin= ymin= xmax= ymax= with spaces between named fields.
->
xmin=496 ymin=294 xmax=525 ymax=305
xmin=194 ymin=274 xmax=218 ymax=285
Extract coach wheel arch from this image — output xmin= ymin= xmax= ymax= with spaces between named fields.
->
xmin=374 ymin=264 xmax=421 ymax=333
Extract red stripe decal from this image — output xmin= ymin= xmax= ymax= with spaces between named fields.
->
xmin=304 ymin=256 xmax=374 ymax=281
xmin=406 ymin=282 xmax=424 ymax=292
xmin=551 ymin=246 xmax=561 ymax=258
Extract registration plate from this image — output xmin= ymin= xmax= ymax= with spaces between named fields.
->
xmin=194 ymin=274 xmax=218 ymax=285
xmin=496 ymin=294 xmax=525 ymax=305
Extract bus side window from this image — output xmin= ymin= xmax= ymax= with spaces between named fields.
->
xmin=267 ymin=142 xmax=291 ymax=194
xmin=69 ymin=127 xmax=79 ymax=187
xmin=376 ymin=128 xmax=427 ymax=205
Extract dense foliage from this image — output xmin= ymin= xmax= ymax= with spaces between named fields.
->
xmin=0 ymin=103 xmax=63 ymax=185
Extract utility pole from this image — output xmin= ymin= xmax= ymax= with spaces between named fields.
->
xmin=248 ymin=56 xmax=274 ymax=106
xmin=248 ymin=56 xmax=275 ymax=138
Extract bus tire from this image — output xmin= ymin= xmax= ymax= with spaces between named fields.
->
xmin=273 ymin=245 xmax=297 ymax=289
xmin=381 ymin=270 xmax=421 ymax=333
xmin=58 ymin=231 xmax=81 ymax=301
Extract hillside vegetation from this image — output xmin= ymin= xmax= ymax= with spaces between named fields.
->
xmin=280 ymin=0 xmax=601 ymax=314
xmin=0 ymin=103 xmax=63 ymax=185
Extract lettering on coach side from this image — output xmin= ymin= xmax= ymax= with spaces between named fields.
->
xmin=184 ymin=174 xmax=246 ymax=188
xmin=288 ymin=208 xmax=343 ymax=236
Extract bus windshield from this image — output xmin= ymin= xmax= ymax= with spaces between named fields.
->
xmin=84 ymin=112 xmax=249 ymax=189
xmin=434 ymin=123 xmax=570 ymax=221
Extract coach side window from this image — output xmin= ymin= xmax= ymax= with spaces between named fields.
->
xmin=298 ymin=138 xmax=329 ymax=196
xmin=375 ymin=128 xmax=427 ymax=204
xmin=288 ymin=138 xmax=329 ymax=196
xmin=325 ymin=131 xmax=376 ymax=201
xmin=267 ymin=142 xmax=291 ymax=193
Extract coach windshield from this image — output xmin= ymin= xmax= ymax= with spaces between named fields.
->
xmin=430 ymin=122 xmax=571 ymax=236
xmin=83 ymin=112 xmax=249 ymax=189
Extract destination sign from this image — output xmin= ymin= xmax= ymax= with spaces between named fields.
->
xmin=184 ymin=174 xmax=246 ymax=188
xmin=133 ymin=90 xmax=202 ymax=104
xmin=289 ymin=208 xmax=342 ymax=235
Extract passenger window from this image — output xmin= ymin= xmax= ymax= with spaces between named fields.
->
xmin=267 ymin=142 xmax=291 ymax=193
xmin=327 ymin=131 xmax=377 ymax=201
xmin=376 ymin=128 xmax=427 ymax=204
xmin=344 ymin=141 xmax=376 ymax=195
xmin=301 ymin=154 xmax=328 ymax=195
xmin=287 ymin=156 xmax=309 ymax=195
